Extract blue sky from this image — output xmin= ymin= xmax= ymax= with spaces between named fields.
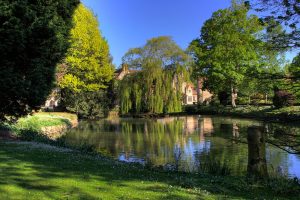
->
xmin=81 ymin=0 xmax=231 ymax=67
xmin=81 ymin=0 xmax=297 ymax=67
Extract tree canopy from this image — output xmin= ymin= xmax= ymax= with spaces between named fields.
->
xmin=0 ymin=0 xmax=79 ymax=121
xmin=119 ymin=36 xmax=190 ymax=115
xmin=247 ymin=0 xmax=300 ymax=50
xmin=57 ymin=4 xmax=114 ymax=118
xmin=189 ymin=2 xmax=263 ymax=107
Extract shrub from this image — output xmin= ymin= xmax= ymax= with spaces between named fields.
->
xmin=218 ymin=91 xmax=230 ymax=106
xmin=209 ymin=95 xmax=220 ymax=106
xmin=251 ymin=93 xmax=264 ymax=105
xmin=273 ymin=90 xmax=295 ymax=108
xmin=184 ymin=105 xmax=197 ymax=114
xmin=237 ymin=96 xmax=250 ymax=105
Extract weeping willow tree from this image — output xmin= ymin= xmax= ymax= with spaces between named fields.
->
xmin=119 ymin=36 xmax=190 ymax=115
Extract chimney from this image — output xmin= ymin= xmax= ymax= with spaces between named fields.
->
xmin=122 ymin=63 xmax=128 ymax=72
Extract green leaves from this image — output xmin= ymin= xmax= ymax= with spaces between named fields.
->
xmin=57 ymin=4 xmax=114 ymax=118
xmin=189 ymin=2 xmax=264 ymax=106
xmin=119 ymin=36 xmax=190 ymax=115
xmin=59 ymin=4 xmax=114 ymax=93
xmin=0 ymin=0 xmax=79 ymax=121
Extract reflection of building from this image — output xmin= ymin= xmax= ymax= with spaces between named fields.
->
xmin=198 ymin=117 xmax=214 ymax=142
xmin=202 ymin=118 xmax=214 ymax=135
xmin=183 ymin=116 xmax=199 ymax=134
xmin=156 ymin=117 xmax=175 ymax=124
xmin=182 ymin=116 xmax=214 ymax=136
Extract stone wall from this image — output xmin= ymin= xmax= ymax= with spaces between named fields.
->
xmin=40 ymin=118 xmax=78 ymax=140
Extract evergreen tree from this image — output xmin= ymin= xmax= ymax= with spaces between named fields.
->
xmin=0 ymin=0 xmax=79 ymax=121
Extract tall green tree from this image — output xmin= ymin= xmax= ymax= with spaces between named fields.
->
xmin=58 ymin=4 xmax=114 ymax=118
xmin=189 ymin=2 xmax=263 ymax=107
xmin=0 ymin=0 xmax=79 ymax=121
xmin=247 ymin=0 xmax=300 ymax=50
xmin=120 ymin=36 xmax=190 ymax=115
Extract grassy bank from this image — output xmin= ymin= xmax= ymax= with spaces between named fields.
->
xmin=0 ymin=112 xmax=77 ymax=141
xmin=0 ymin=141 xmax=299 ymax=200
xmin=185 ymin=105 xmax=300 ymax=122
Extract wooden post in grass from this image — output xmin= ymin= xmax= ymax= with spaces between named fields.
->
xmin=247 ymin=126 xmax=268 ymax=178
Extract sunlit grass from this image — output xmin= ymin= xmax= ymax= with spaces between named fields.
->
xmin=0 ymin=141 xmax=299 ymax=200
xmin=194 ymin=105 xmax=300 ymax=122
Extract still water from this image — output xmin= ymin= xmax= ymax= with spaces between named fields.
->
xmin=64 ymin=115 xmax=300 ymax=178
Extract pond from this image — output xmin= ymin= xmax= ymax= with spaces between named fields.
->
xmin=64 ymin=115 xmax=300 ymax=178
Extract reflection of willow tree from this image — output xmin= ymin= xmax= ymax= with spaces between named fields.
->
xmin=64 ymin=118 xmax=189 ymax=166
xmin=63 ymin=117 xmax=298 ymax=176
xmin=118 ymin=119 xmax=186 ymax=166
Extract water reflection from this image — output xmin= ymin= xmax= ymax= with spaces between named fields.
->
xmin=64 ymin=116 xmax=300 ymax=178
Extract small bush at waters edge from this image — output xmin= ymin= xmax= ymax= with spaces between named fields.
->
xmin=273 ymin=90 xmax=296 ymax=108
xmin=0 ymin=113 xmax=75 ymax=142
xmin=184 ymin=105 xmax=198 ymax=114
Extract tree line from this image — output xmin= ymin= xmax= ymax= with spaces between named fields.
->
xmin=119 ymin=0 xmax=300 ymax=114
xmin=0 ymin=0 xmax=299 ymax=120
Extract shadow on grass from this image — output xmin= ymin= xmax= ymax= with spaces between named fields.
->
xmin=0 ymin=141 xmax=299 ymax=199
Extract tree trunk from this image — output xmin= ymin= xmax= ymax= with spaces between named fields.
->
xmin=265 ymin=93 xmax=268 ymax=104
xmin=197 ymin=78 xmax=204 ymax=105
xmin=231 ymin=85 xmax=237 ymax=108
xmin=247 ymin=126 xmax=268 ymax=179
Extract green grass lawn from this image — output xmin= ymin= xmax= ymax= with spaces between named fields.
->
xmin=0 ymin=141 xmax=299 ymax=200
xmin=191 ymin=105 xmax=300 ymax=122
xmin=0 ymin=112 xmax=77 ymax=141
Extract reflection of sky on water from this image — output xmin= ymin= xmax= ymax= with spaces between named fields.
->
xmin=182 ymin=139 xmax=211 ymax=161
xmin=266 ymin=144 xmax=300 ymax=178
xmin=119 ymin=153 xmax=145 ymax=165
xmin=288 ymin=154 xmax=300 ymax=178
xmin=179 ymin=139 xmax=212 ymax=171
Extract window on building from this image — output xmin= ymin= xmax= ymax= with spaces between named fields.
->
xmin=188 ymin=96 xmax=193 ymax=102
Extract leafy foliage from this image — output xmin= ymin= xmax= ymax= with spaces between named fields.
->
xmin=62 ymin=90 xmax=110 ymax=119
xmin=287 ymin=54 xmax=300 ymax=100
xmin=248 ymin=0 xmax=300 ymax=49
xmin=273 ymin=89 xmax=296 ymax=108
xmin=0 ymin=0 xmax=79 ymax=121
xmin=57 ymin=4 xmax=114 ymax=118
xmin=119 ymin=36 xmax=190 ymax=115
xmin=189 ymin=2 xmax=264 ymax=107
